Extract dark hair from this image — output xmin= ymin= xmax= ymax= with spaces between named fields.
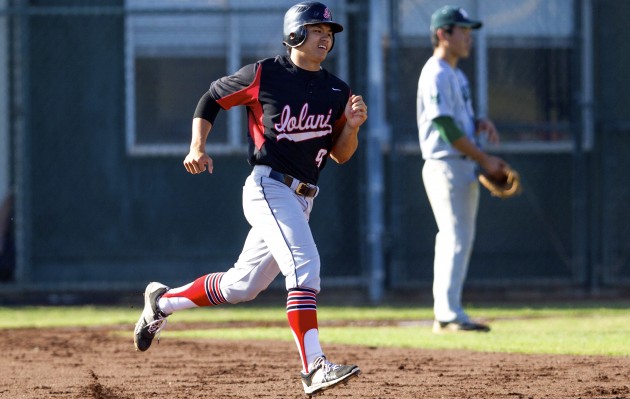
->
xmin=430 ymin=25 xmax=453 ymax=48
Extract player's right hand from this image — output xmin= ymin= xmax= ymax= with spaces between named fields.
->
xmin=479 ymin=154 xmax=506 ymax=180
xmin=183 ymin=150 xmax=213 ymax=174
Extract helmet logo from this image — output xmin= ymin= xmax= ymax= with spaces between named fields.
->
xmin=323 ymin=7 xmax=331 ymax=20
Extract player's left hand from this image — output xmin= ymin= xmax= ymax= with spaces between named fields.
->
xmin=345 ymin=95 xmax=368 ymax=129
xmin=477 ymin=118 xmax=499 ymax=145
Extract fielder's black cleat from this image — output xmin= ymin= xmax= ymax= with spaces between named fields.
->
xmin=301 ymin=356 xmax=361 ymax=396
xmin=133 ymin=282 xmax=170 ymax=351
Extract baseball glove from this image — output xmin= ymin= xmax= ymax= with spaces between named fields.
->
xmin=478 ymin=166 xmax=522 ymax=199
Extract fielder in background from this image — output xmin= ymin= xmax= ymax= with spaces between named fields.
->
xmin=417 ymin=5 xmax=508 ymax=333
xmin=133 ymin=1 xmax=367 ymax=396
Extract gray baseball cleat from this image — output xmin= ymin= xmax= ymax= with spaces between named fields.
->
xmin=432 ymin=319 xmax=491 ymax=334
xmin=133 ymin=282 xmax=170 ymax=351
xmin=301 ymin=356 xmax=361 ymax=396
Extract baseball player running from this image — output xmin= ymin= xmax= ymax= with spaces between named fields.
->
xmin=133 ymin=2 xmax=367 ymax=396
xmin=417 ymin=6 xmax=507 ymax=333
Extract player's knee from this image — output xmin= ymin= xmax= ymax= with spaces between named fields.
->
xmin=287 ymin=274 xmax=321 ymax=293
xmin=223 ymin=287 xmax=261 ymax=304
xmin=222 ymin=281 xmax=270 ymax=304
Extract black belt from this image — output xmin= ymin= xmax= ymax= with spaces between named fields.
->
xmin=438 ymin=155 xmax=469 ymax=160
xmin=268 ymin=169 xmax=319 ymax=198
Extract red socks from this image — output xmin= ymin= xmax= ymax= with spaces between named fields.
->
xmin=163 ymin=272 xmax=227 ymax=307
xmin=286 ymin=288 xmax=323 ymax=372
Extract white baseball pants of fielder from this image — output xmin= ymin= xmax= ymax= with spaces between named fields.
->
xmin=219 ymin=165 xmax=321 ymax=304
xmin=422 ymin=158 xmax=479 ymax=323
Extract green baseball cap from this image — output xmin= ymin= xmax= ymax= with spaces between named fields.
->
xmin=430 ymin=5 xmax=482 ymax=32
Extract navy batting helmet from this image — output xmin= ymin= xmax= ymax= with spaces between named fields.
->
xmin=283 ymin=2 xmax=343 ymax=52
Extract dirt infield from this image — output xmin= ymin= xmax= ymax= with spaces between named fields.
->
xmin=1 ymin=323 xmax=629 ymax=399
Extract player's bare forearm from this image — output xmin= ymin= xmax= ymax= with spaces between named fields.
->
xmin=330 ymin=95 xmax=367 ymax=163
xmin=452 ymin=136 xmax=505 ymax=178
xmin=330 ymin=125 xmax=359 ymax=163
xmin=452 ymin=136 xmax=485 ymax=162
xmin=184 ymin=117 xmax=214 ymax=174
xmin=190 ymin=117 xmax=212 ymax=152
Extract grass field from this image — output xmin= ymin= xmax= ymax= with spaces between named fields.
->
xmin=1 ymin=302 xmax=628 ymax=357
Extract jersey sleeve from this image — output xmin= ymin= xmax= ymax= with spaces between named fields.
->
xmin=332 ymin=112 xmax=347 ymax=139
xmin=331 ymin=94 xmax=349 ymax=141
xmin=192 ymin=62 xmax=261 ymax=124
xmin=209 ymin=62 xmax=260 ymax=110
xmin=420 ymin=69 xmax=456 ymax=121
xmin=193 ymin=91 xmax=222 ymax=124
xmin=432 ymin=115 xmax=464 ymax=144
xmin=329 ymin=82 xmax=352 ymax=142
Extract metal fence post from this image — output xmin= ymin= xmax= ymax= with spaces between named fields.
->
xmin=366 ymin=0 xmax=387 ymax=304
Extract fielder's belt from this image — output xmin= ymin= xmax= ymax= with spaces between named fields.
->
xmin=268 ymin=169 xmax=319 ymax=198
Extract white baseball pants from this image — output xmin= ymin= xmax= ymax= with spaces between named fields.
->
xmin=219 ymin=165 xmax=321 ymax=303
xmin=422 ymin=158 xmax=479 ymax=323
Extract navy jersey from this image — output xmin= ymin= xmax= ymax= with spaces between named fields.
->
xmin=205 ymin=55 xmax=350 ymax=185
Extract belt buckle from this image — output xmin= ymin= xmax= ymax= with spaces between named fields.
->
xmin=295 ymin=182 xmax=310 ymax=196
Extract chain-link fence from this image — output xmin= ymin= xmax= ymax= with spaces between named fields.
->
xmin=385 ymin=0 xmax=584 ymax=292
xmin=2 ymin=0 xmax=630 ymax=302
xmin=2 ymin=0 xmax=366 ymax=294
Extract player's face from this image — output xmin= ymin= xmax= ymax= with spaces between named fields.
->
xmin=305 ymin=24 xmax=333 ymax=54
xmin=292 ymin=24 xmax=333 ymax=69
xmin=446 ymin=26 xmax=473 ymax=59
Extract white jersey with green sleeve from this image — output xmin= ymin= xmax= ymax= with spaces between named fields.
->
xmin=417 ymin=56 xmax=476 ymax=160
